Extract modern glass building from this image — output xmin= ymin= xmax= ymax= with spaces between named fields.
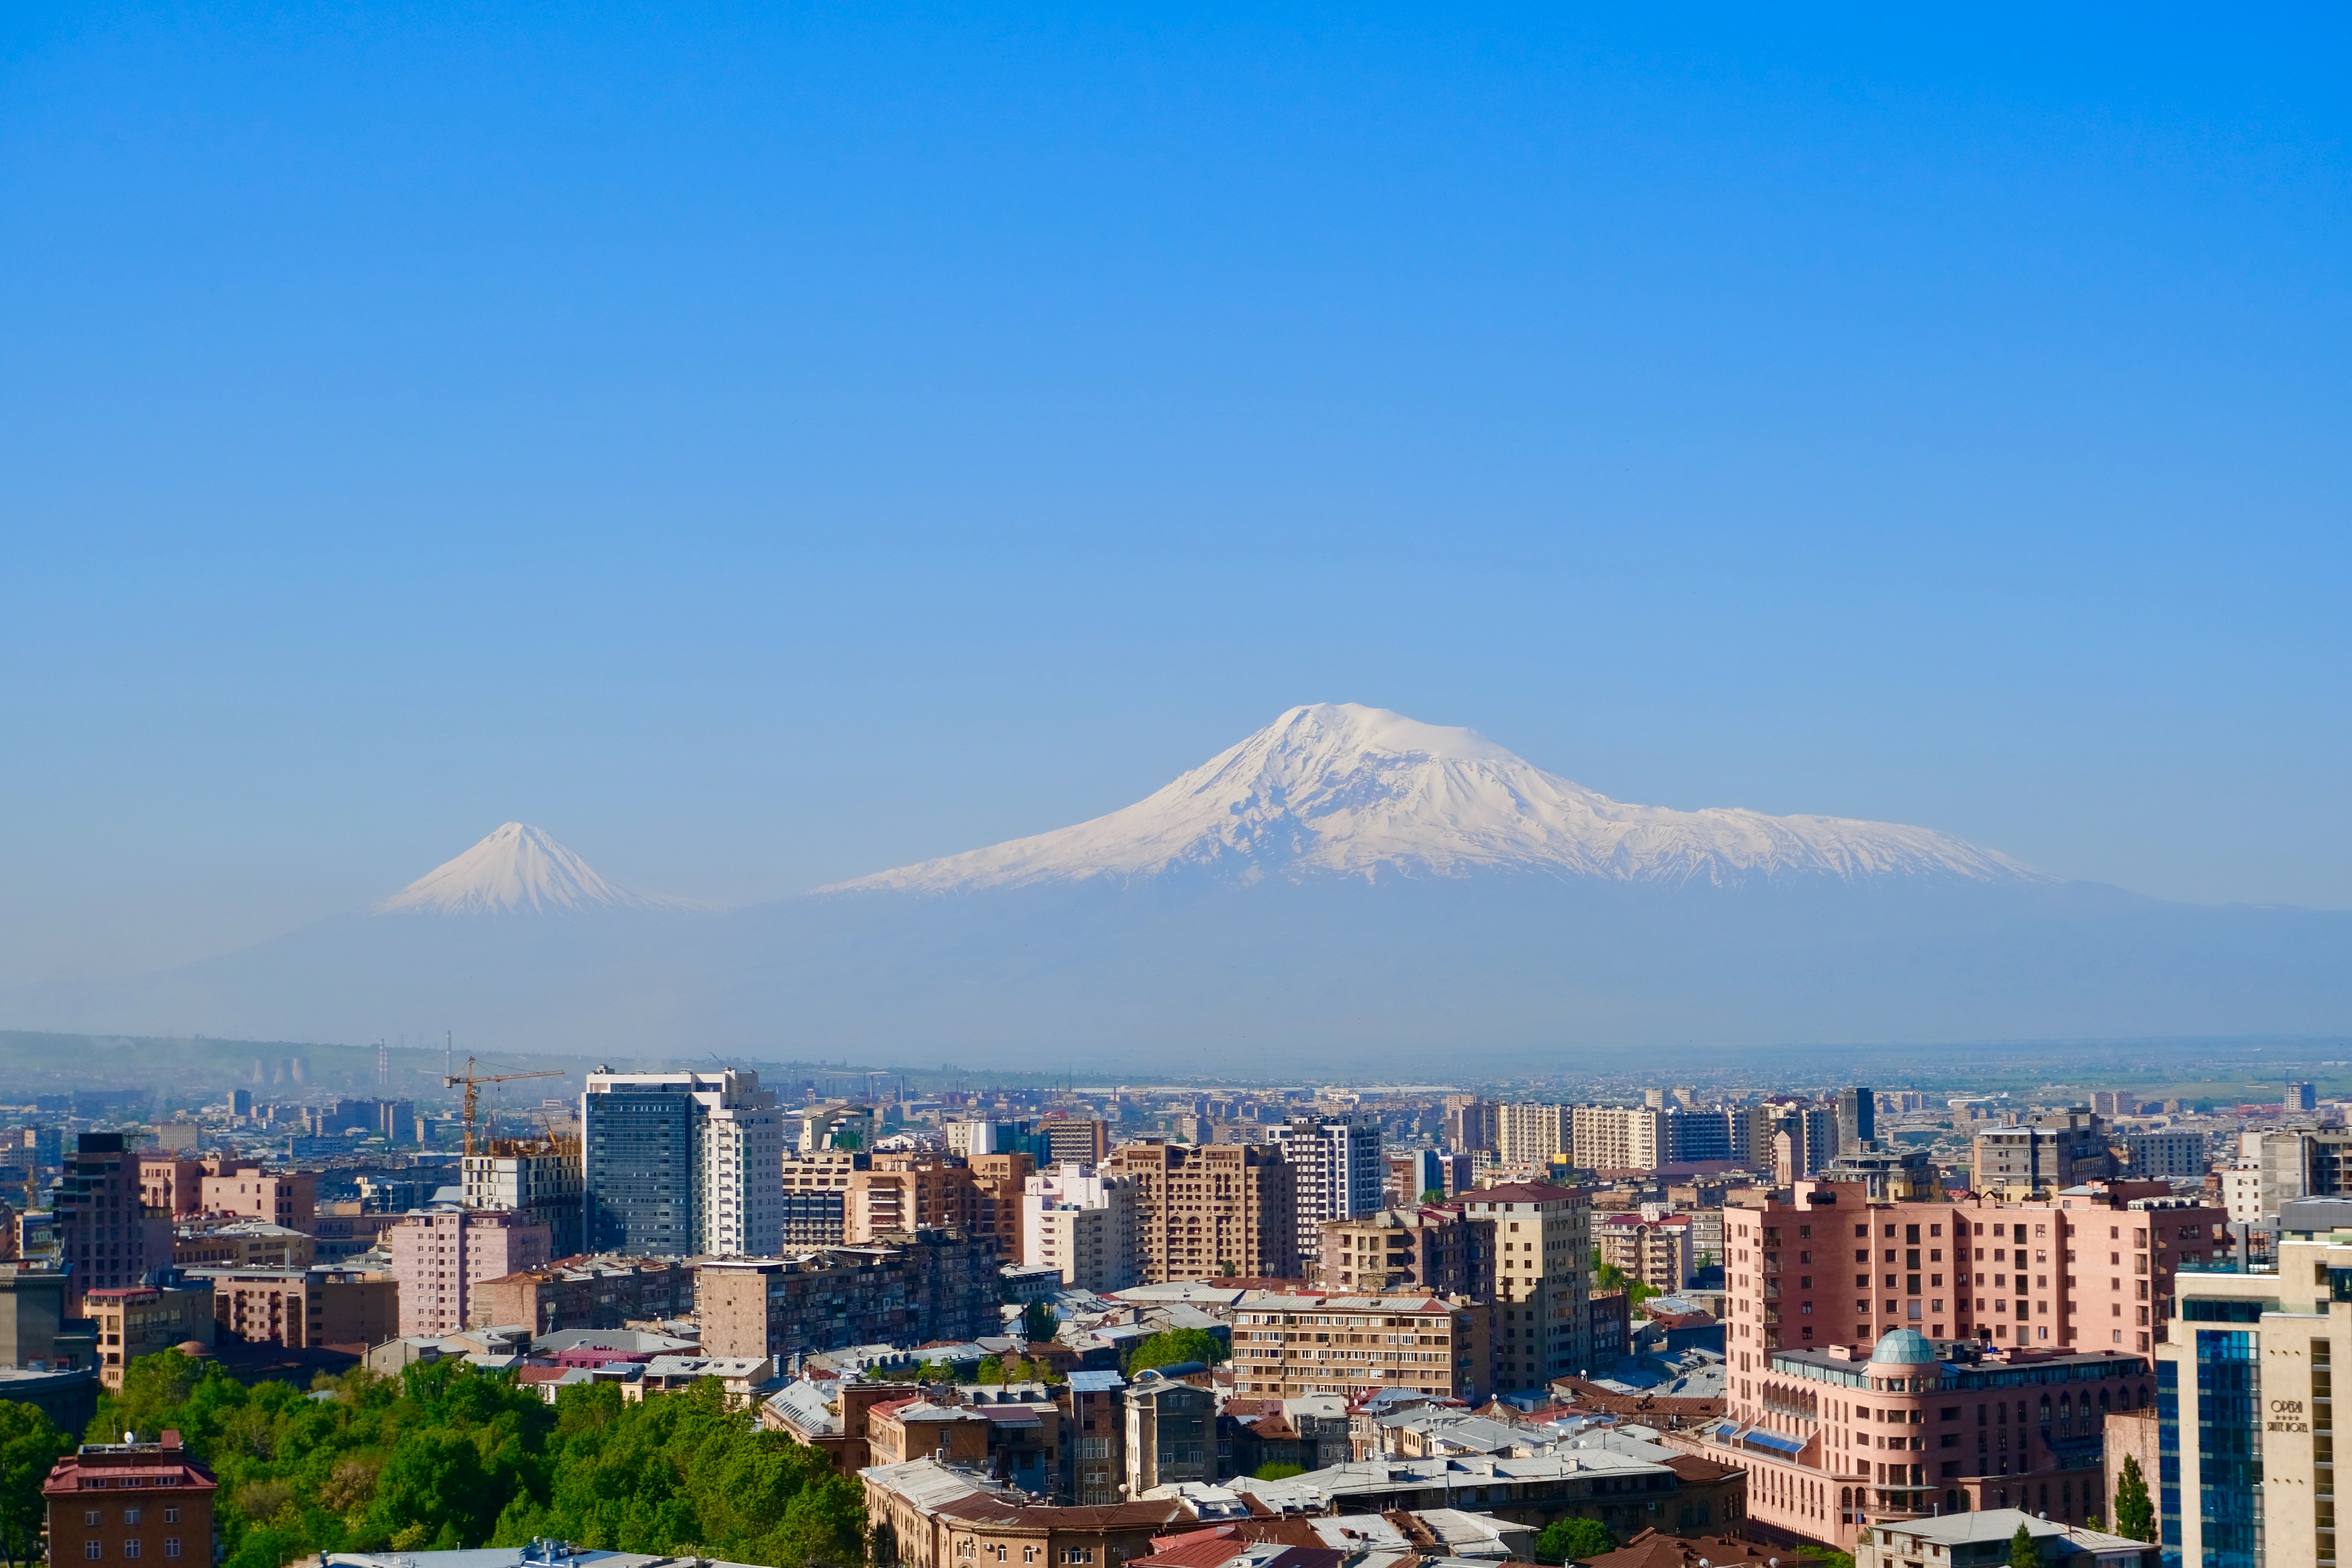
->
xmin=2155 ymin=1195 xmax=2352 ymax=1568
xmin=582 ymin=1068 xmax=782 ymax=1258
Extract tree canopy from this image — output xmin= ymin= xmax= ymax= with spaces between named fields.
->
xmin=0 ymin=1401 xmax=72 ymax=1567
xmin=1532 ymin=1516 xmax=1615 ymax=1564
xmin=2008 ymin=1524 xmax=2042 ymax=1568
xmin=1125 ymin=1328 xmax=1228 ymax=1374
xmin=2114 ymin=1455 xmax=2156 ymax=1544
xmin=1020 ymin=1300 xmax=1060 ymax=1343
xmin=78 ymin=1350 xmax=864 ymax=1568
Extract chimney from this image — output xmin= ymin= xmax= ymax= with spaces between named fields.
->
xmin=159 ymin=1431 xmax=182 ymax=1449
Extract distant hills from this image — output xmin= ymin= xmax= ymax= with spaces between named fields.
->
xmin=5 ymin=704 xmax=2347 ymax=1072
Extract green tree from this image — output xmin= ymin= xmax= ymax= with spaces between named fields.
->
xmin=1021 ymin=1300 xmax=1059 ymax=1343
xmin=80 ymin=1351 xmax=861 ymax=1568
xmin=2113 ymin=1453 xmax=2156 ymax=1544
xmin=1533 ymin=1517 xmax=1615 ymax=1564
xmin=1251 ymin=1462 xmax=1305 ymax=1481
xmin=1126 ymin=1328 xmax=1228 ymax=1374
xmin=0 ymin=1401 xmax=72 ymax=1566
xmin=1420 ymin=1189 xmax=1445 ymax=1204
xmin=2009 ymin=1524 xmax=2041 ymax=1568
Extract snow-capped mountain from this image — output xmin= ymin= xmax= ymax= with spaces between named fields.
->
xmin=828 ymin=703 xmax=2043 ymax=894
xmin=373 ymin=822 xmax=699 ymax=915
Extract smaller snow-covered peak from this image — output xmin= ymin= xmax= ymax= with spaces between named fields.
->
xmin=374 ymin=823 xmax=699 ymax=916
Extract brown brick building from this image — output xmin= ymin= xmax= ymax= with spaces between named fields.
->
xmin=57 ymin=1136 xmax=175 ymax=1314
xmin=697 ymin=1231 xmax=997 ymax=1361
xmin=43 ymin=1433 xmax=216 ymax=1568
xmin=1106 ymin=1142 xmax=1298 ymax=1283
xmin=969 ymin=1153 xmax=1034 ymax=1261
xmin=191 ymin=1265 xmax=395 ymax=1351
xmin=469 ymin=1254 xmax=694 ymax=1335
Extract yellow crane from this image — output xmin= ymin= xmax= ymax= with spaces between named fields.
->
xmin=442 ymin=1055 xmax=562 ymax=1156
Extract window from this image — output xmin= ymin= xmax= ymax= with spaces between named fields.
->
xmin=85 ymin=1512 xmax=100 ymax=1528
xmin=84 ymin=1545 xmax=101 ymax=1561
xmin=124 ymin=1545 xmax=141 ymax=1560
xmin=124 ymin=1510 xmax=141 ymax=1526
xmin=1063 ymin=1551 xmax=1095 ymax=1565
xmin=162 ymin=1510 xmax=178 ymax=1525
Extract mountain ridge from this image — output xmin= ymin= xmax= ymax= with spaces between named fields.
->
xmin=824 ymin=702 xmax=2045 ymax=895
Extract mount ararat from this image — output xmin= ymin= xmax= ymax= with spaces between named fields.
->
xmin=6 ymin=704 xmax=2346 ymax=1070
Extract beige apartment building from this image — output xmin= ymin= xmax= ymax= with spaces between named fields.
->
xmin=1571 ymin=1105 xmax=1662 ymax=1173
xmin=1452 ymin=1182 xmax=1592 ymax=1389
xmin=1106 ymin=1141 xmax=1298 ymax=1282
xmin=1227 ymin=1291 xmax=1489 ymax=1402
xmin=1495 ymin=1103 xmax=1568 ymax=1166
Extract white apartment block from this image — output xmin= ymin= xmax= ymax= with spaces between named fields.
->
xmin=1268 ymin=1115 xmax=1385 ymax=1265
xmin=1022 ymin=1163 xmax=1140 ymax=1292
xmin=582 ymin=1067 xmax=784 ymax=1258
xmin=1570 ymin=1104 xmax=1661 ymax=1171
xmin=1494 ymin=1103 xmax=1568 ymax=1166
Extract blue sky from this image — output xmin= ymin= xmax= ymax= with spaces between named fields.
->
xmin=2 ymin=5 xmax=2347 ymax=982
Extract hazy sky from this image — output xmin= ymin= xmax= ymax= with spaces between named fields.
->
xmin=3 ymin=5 xmax=2347 ymax=984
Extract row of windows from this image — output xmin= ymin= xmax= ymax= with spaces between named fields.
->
xmin=80 ymin=1540 xmax=182 ymax=1558
xmin=83 ymin=1510 xmax=179 ymax=1525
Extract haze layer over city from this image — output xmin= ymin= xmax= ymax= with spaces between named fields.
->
xmin=0 ymin=10 xmax=2343 ymax=1568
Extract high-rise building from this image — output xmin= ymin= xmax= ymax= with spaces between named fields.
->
xmin=582 ymin=1068 xmax=783 ymax=1257
xmin=2153 ymin=1197 xmax=2352 ymax=1568
xmin=968 ymin=1152 xmax=1034 ymax=1260
xmin=1659 ymin=1107 xmax=1738 ymax=1166
xmin=1267 ymin=1115 xmax=1384 ymax=1263
xmin=2120 ymin=1131 xmax=2207 ymax=1181
xmin=781 ymin=1149 xmax=868 ymax=1244
xmin=1570 ymin=1105 xmax=1661 ymax=1172
xmin=1493 ymin=1103 xmax=1566 ymax=1165
xmin=1106 ymin=1141 xmax=1297 ymax=1282
xmin=1450 ymin=1182 xmax=1591 ymax=1389
xmin=461 ymin=1145 xmax=586 ymax=1259
xmin=844 ymin=1154 xmax=986 ymax=1245
xmin=1595 ymin=1211 xmax=1694 ymax=1293
xmin=1040 ymin=1119 xmax=1113 ymax=1167
xmin=2289 ymin=1080 xmax=2320 ymax=1113
xmin=1971 ymin=1110 xmax=2116 ymax=1194
xmin=1720 ymin=1179 xmax=2225 ymax=1372
xmin=387 ymin=1208 xmax=551 ymax=1335
xmin=1021 ymin=1163 xmax=1139 ymax=1292
xmin=1834 ymin=1087 xmax=1875 ymax=1158
xmin=56 ymin=1135 xmax=173 ymax=1312
xmin=1444 ymin=1099 xmax=1500 ymax=1155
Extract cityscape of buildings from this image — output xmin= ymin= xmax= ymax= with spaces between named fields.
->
xmin=0 ymin=1065 xmax=2338 ymax=1565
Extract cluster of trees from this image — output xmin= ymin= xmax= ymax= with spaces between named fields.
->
xmin=1588 ymin=1251 xmax=1660 ymax=1309
xmin=87 ymin=1350 xmax=864 ymax=1568
xmin=1530 ymin=1516 xmax=1614 ymax=1564
xmin=1125 ymin=1328 xmax=1228 ymax=1375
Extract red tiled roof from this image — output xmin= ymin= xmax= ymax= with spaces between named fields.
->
xmin=1579 ymin=1530 xmax=1775 ymax=1568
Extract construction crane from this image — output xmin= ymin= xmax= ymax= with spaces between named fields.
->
xmin=443 ymin=1055 xmax=562 ymax=1156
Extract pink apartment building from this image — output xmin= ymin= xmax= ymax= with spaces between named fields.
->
xmin=1683 ymin=1177 xmax=2224 ymax=1550
xmin=389 ymin=1209 xmax=551 ymax=1336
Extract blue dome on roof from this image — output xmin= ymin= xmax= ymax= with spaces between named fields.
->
xmin=1868 ymin=1329 xmax=1942 ymax=1366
